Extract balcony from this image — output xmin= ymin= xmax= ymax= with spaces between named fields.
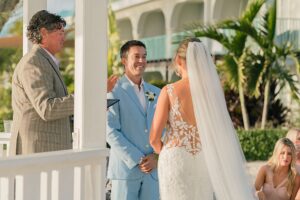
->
xmin=276 ymin=18 xmax=300 ymax=50
xmin=139 ymin=18 xmax=300 ymax=62
xmin=141 ymin=35 xmax=167 ymax=61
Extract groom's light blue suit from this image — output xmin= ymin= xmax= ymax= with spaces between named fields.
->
xmin=107 ymin=76 xmax=160 ymax=200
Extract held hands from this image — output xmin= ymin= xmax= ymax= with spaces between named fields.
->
xmin=256 ymin=191 xmax=265 ymax=200
xmin=139 ymin=153 xmax=158 ymax=174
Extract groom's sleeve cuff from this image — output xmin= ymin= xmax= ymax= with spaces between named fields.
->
xmin=124 ymin=152 xmax=144 ymax=169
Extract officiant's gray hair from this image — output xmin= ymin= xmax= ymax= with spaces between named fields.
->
xmin=27 ymin=10 xmax=66 ymax=44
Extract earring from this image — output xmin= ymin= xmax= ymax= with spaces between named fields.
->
xmin=175 ymin=66 xmax=182 ymax=77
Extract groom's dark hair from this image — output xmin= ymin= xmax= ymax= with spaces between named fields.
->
xmin=120 ymin=40 xmax=146 ymax=59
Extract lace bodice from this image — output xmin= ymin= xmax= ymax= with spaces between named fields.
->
xmin=163 ymin=84 xmax=201 ymax=155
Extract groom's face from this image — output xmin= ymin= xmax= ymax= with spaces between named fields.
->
xmin=122 ymin=46 xmax=147 ymax=79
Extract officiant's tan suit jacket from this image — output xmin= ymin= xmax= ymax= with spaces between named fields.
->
xmin=10 ymin=44 xmax=74 ymax=155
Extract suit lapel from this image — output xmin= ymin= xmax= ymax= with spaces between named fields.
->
xmin=36 ymin=45 xmax=68 ymax=95
xmin=144 ymin=83 xmax=154 ymax=115
xmin=120 ymin=76 xmax=146 ymax=116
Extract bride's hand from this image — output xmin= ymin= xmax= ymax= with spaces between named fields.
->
xmin=138 ymin=154 xmax=158 ymax=173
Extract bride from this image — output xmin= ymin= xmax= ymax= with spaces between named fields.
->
xmin=149 ymin=38 xmax=257 ymax=200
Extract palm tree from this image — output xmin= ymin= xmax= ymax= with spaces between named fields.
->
xmin=191 ymin=0 xmax=265 ymax=130
xmin=107 ymin=4 xmax=122 ymax=76
xmin=219 ymin=0 xmax=300 ymax=129
xmin=0 ymin=0 xmax=20 ymax=29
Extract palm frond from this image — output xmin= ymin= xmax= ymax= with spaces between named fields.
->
xmin=267 ymin=0 xmax=276 ymax=41
xmin=231 ymin=32 xmax=248 ymax=56
xmin=242 ymin=0 xmax=265 ymax=22
xmin=272 ymin=55 xmax=300 ymax=97
xmin=258 ymin=1 xmax=276 ymax=42
xmin=217 ymin=20 xmax=268 ymax=49
xmin=218 ymin=55 xmax=241 ymax=90
xmin=242 ymin=50 xmax=266 ymax=97
xmin=192 ymin=26 xmax=232 ymax=49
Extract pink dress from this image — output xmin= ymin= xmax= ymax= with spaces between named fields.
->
xmin=262 ymin=166 xmax=289 ymax=200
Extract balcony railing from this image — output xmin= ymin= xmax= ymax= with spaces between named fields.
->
xmin=276 ymin=18 xmax=300 ymax=50
xmin=141 ymin=35 xmax=167 ymax=61
xmin=138 ymin=18 xmax=300 ymax=62
xmin=277 ymin=18 xmax=300 ymax=35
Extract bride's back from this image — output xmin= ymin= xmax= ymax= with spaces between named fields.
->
xmin=163 ymin=78 xmax=201 ymax=155
xmin=168 ymin=78 xmax=196 ymax=126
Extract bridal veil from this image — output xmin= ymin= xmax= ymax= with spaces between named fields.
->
xmin=186 ymin=41 xmax=257 ymax=200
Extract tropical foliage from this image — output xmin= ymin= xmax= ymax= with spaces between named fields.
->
xmin=191 ymin=0 xmax=265 ymax=130
xmin=108 ymin=4 xmax=122 ymax=76
xmin=238 ymin=128 xmax=286 ymax=160
xmin=191 ymin=0 xmax=300 ymax=129
xmin=219 ymin=0 xmax=300 ymax=129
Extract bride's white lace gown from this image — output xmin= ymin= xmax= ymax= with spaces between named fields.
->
xmin=158 ymin=84 xmax=214 ymax=200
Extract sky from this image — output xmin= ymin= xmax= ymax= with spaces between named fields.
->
xmin=0 ymin=0 xmax=75 ymax=36
xmin=47 ymin=0 xmax=74 ymax=14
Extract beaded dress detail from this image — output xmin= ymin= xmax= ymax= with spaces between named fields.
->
xmin=158 ymin=84 xmax=213 ymax=200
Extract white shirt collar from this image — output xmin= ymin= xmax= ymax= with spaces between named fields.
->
xmin=42 ymin=47 xmax=60 ymax=69
xmin=125 ymin=75 xmax=147 ymax=111
xmin=125 ymin=75 xmax=144 ymax=89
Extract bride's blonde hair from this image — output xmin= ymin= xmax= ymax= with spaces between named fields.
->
xmin=173 ymin=38 xmax=201 ymax=76
xmin=176 ymin=37 xmax=201 ymax=59
xmin=267 ymin=138 xmax=297 ymax=196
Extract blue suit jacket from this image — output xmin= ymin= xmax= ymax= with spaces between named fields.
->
xmin=107 ymin=76 xmax=160 ymax=180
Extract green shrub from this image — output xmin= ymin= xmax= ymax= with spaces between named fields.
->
xmin=0 ymin=120 xmax=3 ymax=132
xmin=237 ymin=129 xmax=286 ymax=161
xmin=148 ymin=80 xmax=168 ymax=89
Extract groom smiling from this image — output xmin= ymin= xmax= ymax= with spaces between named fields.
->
xmin=106 ymin=40 xmax=160 ymax=200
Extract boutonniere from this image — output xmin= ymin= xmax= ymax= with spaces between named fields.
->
xmin=145 ymin=91 xmax=156 ymax=102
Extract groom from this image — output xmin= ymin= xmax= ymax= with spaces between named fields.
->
xmin=106 ymin=40 xmax=160 ymax=200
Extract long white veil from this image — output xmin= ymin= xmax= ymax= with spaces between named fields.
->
xmin=187 ymin=42 xmax=257 ymax=200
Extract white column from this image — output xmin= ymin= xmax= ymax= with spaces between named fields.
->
xmin=23 ymin=0 xmax=47 ymax=55
xmin=131 ymin=14 xmax=141 ymax=39
xmin=204 ymin=0 xmax=214 ymax=51
xmin=164 ymin=6 xmax=173 ymax=59
xmin=74 ymin=0 xmax=107 ymax=149
xmin=75 ymin=1 xmax=107 ymax=199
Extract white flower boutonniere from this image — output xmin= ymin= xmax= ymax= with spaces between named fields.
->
xmin=145 ymin=91 xmax=156 ymax=102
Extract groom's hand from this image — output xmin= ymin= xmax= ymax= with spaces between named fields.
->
xmin=138 ymin=154 xmax=157 ymax=174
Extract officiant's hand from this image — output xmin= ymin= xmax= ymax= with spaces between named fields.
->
xmin=138 ymin=154 xmax=157 ymax=173
xmin=107 ymin=75 xmax=118 ymax=93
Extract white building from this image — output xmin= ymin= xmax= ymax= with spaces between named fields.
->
xmin=111 ymin=0 xmax=248 ymax=81
xmin=112 ymin=0 xmax=300 ymax=125
xmin=111 ymin=0 xmax=300 ymax=82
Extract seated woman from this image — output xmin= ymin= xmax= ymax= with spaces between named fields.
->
xmin=255 ymin=138 xmax=300 ymax=200
xmin=286 ymin=128 xmax=300 ymax=173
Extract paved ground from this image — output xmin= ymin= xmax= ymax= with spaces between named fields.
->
xmin=246 ymin=161 xmax=266 ymax=182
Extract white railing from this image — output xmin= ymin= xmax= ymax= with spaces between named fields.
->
xmin=0 ymin=148 xmax=109 ymax=200
xmin=0 ymin=133 xmax=11 ymax=158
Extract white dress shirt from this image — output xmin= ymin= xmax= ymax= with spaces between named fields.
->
xmin=125 ymin=75 xmax=147 ymax=111
xmin=42 ymin=47 xmax=60 ymax=69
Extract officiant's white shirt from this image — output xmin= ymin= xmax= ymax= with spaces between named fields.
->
xmin=125 ymin=75 xmax=146 ymax=111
